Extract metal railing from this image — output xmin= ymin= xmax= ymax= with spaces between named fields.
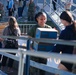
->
xmin=0 ymin=36 xmax=76 ymax=75
xmin=19 ymin=24 xmax=36 ymax=34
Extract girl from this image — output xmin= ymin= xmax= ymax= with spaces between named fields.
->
xmin=28 ymin=12 xmax=52 ymax=75
xmin=52 ymin=11 xmax=76 ymax=72
xmin=1 ymin=16 xmax=21 ymax=72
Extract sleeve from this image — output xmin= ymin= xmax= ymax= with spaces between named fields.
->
xmin=52 ymin=30 xmax=69 ymax=53
xmin=17 ymin=28 xmax=21 ymax=36
xmin=15 ymin=27 xmax=21 ymax=36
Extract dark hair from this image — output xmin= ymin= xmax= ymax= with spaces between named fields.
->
xmin=35 ymin=12 xmax=47 ymax=22
xmin=60 ymin=11 xmax=76 ymax=38
xmin=60 ymin=11 xmax=73 ymax=23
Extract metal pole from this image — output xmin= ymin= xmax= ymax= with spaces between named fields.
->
xmin=25 ymin=39 xmax=31 ymax=75
xmin=18 ymin=50 xmax=24 ymax=75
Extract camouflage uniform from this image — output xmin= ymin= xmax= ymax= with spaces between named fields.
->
xmin=28 ymin=2 xmax=35 ymax=21
xmin=28 ymin=24 xmax=52 ymax=75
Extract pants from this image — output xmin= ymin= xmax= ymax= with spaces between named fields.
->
xmin=8 ymin=8 xmax=14 ymax=16
xmin=52 ymin=0 xmax=57 ymax=10
xmin=1 ymin=53 xmax=15 ymax=68
xmin=21 ymin=0 xmax=26 ymax=15
xmin=1 ymin=46 xmax=17 ymax=68
xmin=28 ymin=11 xmax=35 ymax=21
xmin=18 ymin=7 xmax=23 ymax=17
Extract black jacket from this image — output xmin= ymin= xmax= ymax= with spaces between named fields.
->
xmin=52 ymin=24 xmax=76 ymax=54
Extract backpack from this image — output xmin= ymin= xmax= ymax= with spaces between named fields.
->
xmin=5 ymin=27 xmax=18 ymax=49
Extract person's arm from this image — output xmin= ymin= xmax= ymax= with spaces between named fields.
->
xmin=52 ymin=30 xmax=69 ymax=53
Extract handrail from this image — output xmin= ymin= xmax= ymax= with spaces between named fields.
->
xmin=0 ymin=49 xmax=76 ymax=75
xmin=0 ymin=36 xmax=76 ymax=75
xmin=19 ymin=24 xmax=36 ymax=26
xmin=0 ymin=36 xmax=76 ymax=46
xmin=30 ymin=60 xmax=76 ymax=75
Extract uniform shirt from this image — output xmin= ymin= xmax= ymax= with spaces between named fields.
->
xmin=27 ymin=24 xmax=52 ymax=38
xmin=52 ymin=24 xmax=76 ymax=54
xmin=8 ymin=0 xmax=14 ymax=9
xmin=28 ymin=2 xmax=35 ymax=12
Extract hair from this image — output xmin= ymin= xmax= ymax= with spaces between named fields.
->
xmin=8 ymin=16 xmax=18 ymax=29
xmin=35 ymin=12 xmax=47 ymax=22
xmin=60 ymin=11 xmax=73 ymax=23
xmin=60 ymin=11 xmax=76 ymax=38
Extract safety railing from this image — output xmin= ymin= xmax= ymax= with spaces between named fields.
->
xmin=0 ymin=36 xmax=76 ymax=75
xmin=18 ymin=24 xmax=36 ymax=34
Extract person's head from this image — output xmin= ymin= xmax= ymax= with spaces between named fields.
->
xmin=8 ymin=16 xmax=18 ymax=29
xmin=60 ymin=11 xmax=73 ymax=26
xmin=35 ymin=12 xmax=47 ymax=27
xmin=30 ymin=0 xmax=34 ymax=3
xmin=60 ymin=11 xmax=76 ymax=36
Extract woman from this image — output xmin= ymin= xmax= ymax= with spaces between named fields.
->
xmin=28 ymin=12 xmax=52 ymax=75
xmin=8 ymin=0 xmax=14 ymax=17
xmin=52 ymin=11 xmax=76 ymax=72
xmin=27 ymin=0 xmax=35 ymax=21
xmin=1 ymin=16 xmax=21 ymax=72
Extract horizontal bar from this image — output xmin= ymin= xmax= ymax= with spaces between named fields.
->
xmin=0 ymin=36 xmax=76 ymax=46
xmin=0 ymin=36 xmax=29 ymax=40
xmin=32 ymin=38 xmax=76 ymax=46
xmin=0 ymin=52 xmax=19 ymax=61
xmin=23 ymin=50 xmax=76 ymax=63
xmin=19 ymin=24 xmax=36 ymax=26
xmin=0 ymin=49 xmax=18 ymax=53
xmin=30 ymin=60 xmax=75 ymax=75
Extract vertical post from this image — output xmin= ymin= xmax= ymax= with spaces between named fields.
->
xmin=23 ymin=25 xmax=24 ymax=34
xmin=25 ymin=39 xmax=31 ymax=75
xmin=18 ymin=50 xmax=24 ymax=75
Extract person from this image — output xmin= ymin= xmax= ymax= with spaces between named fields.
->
xmin=52 ymin=11 xmax=76 ymax=72
xmin=27 ymin=12 xmax=52 ymax=75
xmin=21 ymin=0 xmax=26 ymax=15
xmin=1 ymin=16 xmax=21 ymax=72
xmin=27 ymin=0 xmax=35 ymax=21
xmin=17 ymin=0 xmax=23 ymax=18
xmin=8 ymin=0 xmax=14 ymax=17
xmin=64 ymin=0 xmax=73 ymax=11
xmin=52 ymin=0 xmax=57 ymax=11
